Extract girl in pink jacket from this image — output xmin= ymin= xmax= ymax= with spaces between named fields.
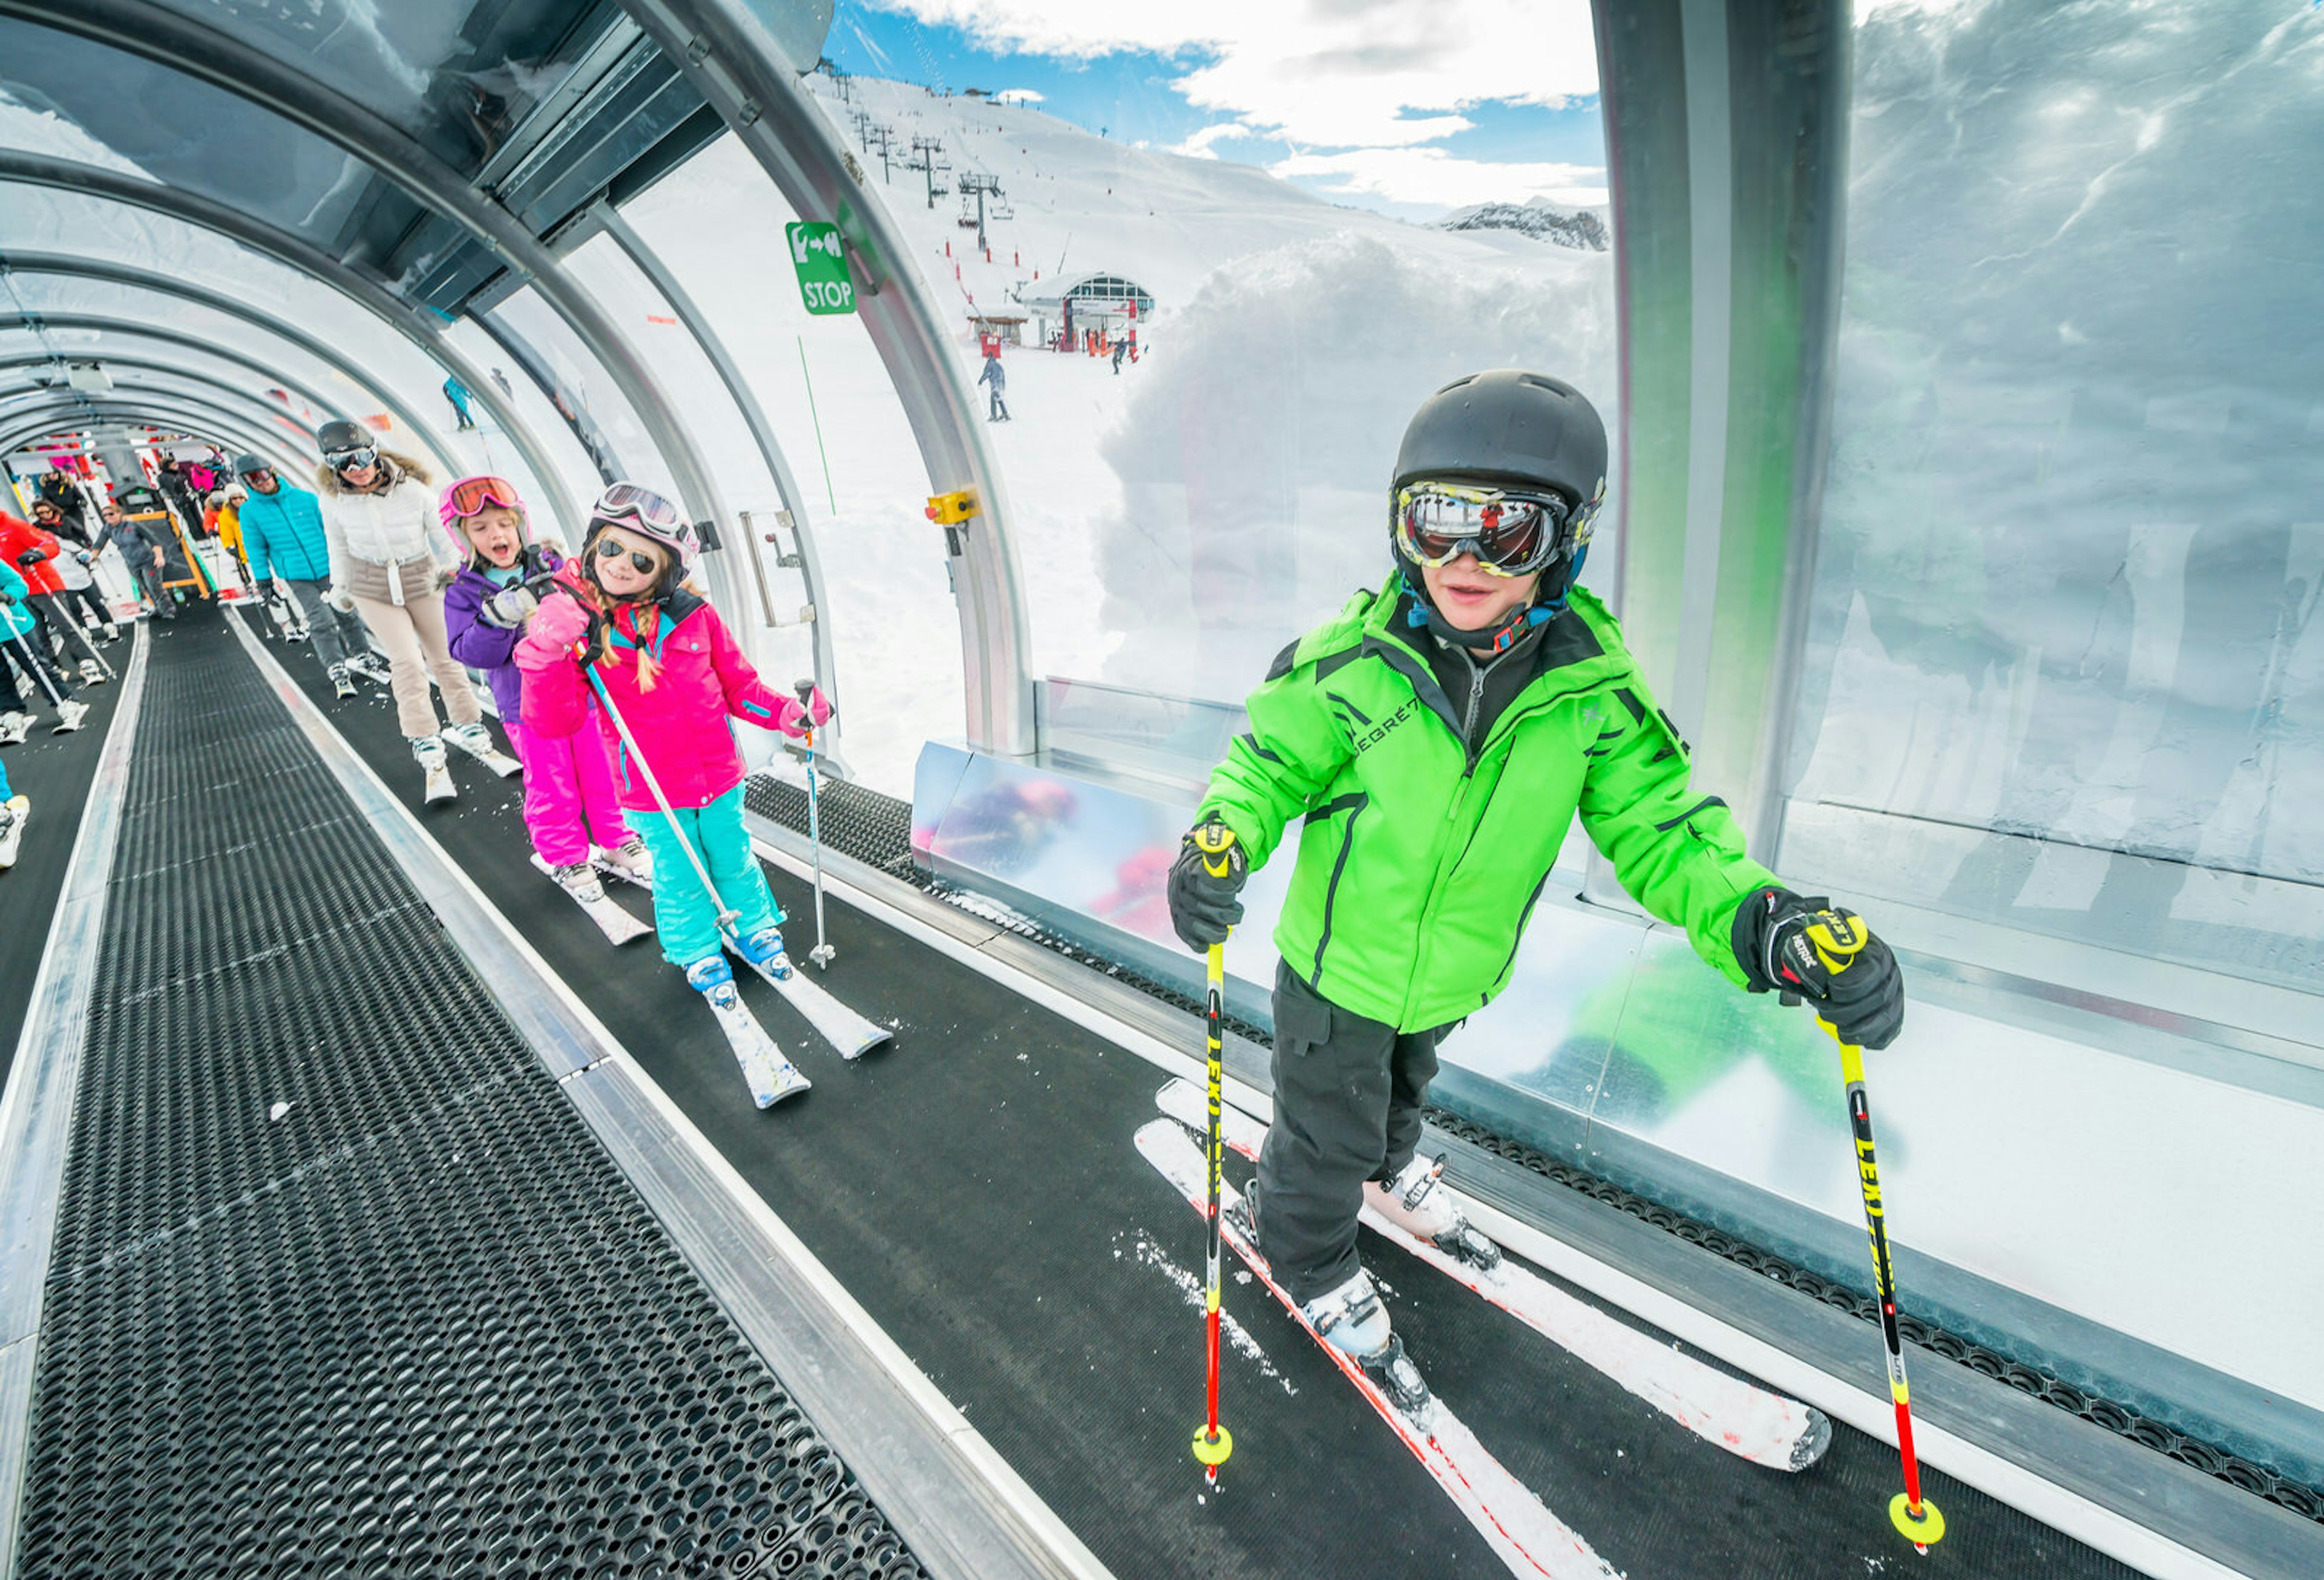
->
xmin=516 ymin=485 xmax=829 ymax=1034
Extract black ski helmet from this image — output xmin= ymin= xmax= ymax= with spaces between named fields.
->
xmin=1390 ymin=370 xmax=1608 ymax=646
xmin=230 ymin=451 xmax=269 ymax=477
xmin=317 ymin=418 xmax=375 ymax=459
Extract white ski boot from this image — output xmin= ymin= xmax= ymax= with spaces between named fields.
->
xmin=1301 ymin=1268 xmax=1431 ymax=1414
xmin=347 ymin=651 xmax=391 ymax=684
xmin=77 ymin=658 xmax=105 ymax=686
xmin=0 ymin=793 xmax=26 ymax=868
xmin=51 ymin=699 xmax=88 ymax=734
xmin=1365 ymin=1155 xmax=1501 ymax=1271
xmin=328 ymin=664 xmax=357 ymax=700
xmin=411 ymin=734 xmax=456 ymax=804
xmin=0 ymin=710 xmax=31 ymax=746
xmin=594 ymin=834 xmax=654 ymax=889
xmin=686 ymin=957 xmax=810 ymax=1108
xmin=442 ymin=720 xmax=522 ymax=778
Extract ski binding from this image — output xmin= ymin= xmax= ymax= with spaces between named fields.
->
xmin=442 ymin=726 xmax=522 ymax=779
xmin=701 ymin=981 xmax=812 ymax=1107
xmin=530 ymin=853 xmax=652 ymax=945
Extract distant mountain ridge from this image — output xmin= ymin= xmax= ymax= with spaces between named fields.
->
xmin=1438 ymin=200 xmax=1609 ymax=251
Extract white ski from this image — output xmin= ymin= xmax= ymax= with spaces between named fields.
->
xmin=442 ymin=726 xmax=523 ymax=779
xmin=50 ymin=700 xmax=87 ymax=735
xmin=422 ymin=759 xmax=456 ymax=804
xmin=530 ymin=853 xmax=653 ymax=945
xmin=727 ymin=939 xmax=892 ymax=1060
xmin=0 ymin=795 xmax=26 ymax=869
xmin=1137 ymin=1121 xmax=1621 ymax=1580
xmin=1155 ymin=1078 xmax=1831 ymax=1472
xmin=701 ymin=981 xmax=812 ymax=1108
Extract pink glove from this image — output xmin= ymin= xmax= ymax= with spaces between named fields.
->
xmin=775 ymin=685 xmax=833 ymax=738
xmin=515 ymin=591 xmax=589 ymax=669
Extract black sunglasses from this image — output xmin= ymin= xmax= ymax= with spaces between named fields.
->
xmin=596 ymin=537 xmax=660 ymax=575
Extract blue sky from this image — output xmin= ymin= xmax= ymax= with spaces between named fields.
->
xmin=820 ymin=1 xmax=1609 ymax=220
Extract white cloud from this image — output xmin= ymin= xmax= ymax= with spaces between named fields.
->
xmin=992 ymin=88 xmax=1045 ymax=104
xmin=1272 ymin=146 xmax=1605 ymax=209
xmin=862 ymin=0 xmax=1599 ymax=150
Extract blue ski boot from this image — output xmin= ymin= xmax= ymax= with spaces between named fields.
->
xmin=734 ymin=925 xmax=793 ymax=980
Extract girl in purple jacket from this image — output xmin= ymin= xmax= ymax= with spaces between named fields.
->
xmin=439 ymin=476 xmax=651 ymax=906
xmin=516 ymin=484 xmax=829 ymax=1077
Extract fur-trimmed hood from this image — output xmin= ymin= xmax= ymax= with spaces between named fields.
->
xmin=313 ymin=448 xmax=432 ymax=498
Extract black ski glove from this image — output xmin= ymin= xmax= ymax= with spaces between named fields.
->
xmin=15 ymin=548 xmax=48 ymax=566
xmin=1166 ymin=818 xmax=1249 ymax=951
xmin=1732 ymin=886 xmax=1905 ymax=1050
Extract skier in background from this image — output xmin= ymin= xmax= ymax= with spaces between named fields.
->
xmin=1111 ymin=338 xmax=1126 ymax=376
xmin=311 ymin=420 xmax=495 ymax=791
xmin=97 ymin=499 xmax=173 ymax=621
xmin=977 ymin=352 xmax=1009 ymax=422
xmin=1165 ymin=370 xmax=1906 ymax=1409
xmin=439 ymin=473 xmax=651 ymax=902
xmin=28 ymin=497 xmax=117 ymax=645
xmin=236 ymin=454 xmax=365 ymax=697
xmin=516 ymin=482 xmax=830 ymax=1103
xmin=443 ymin=376 xmax=479 ymax=431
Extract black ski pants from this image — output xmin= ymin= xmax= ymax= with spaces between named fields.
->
xmin=1252 ymin=959 xmax=1450 ymax=1306
xmin=51 ymin=585 xmax=116 ymax=635
xmin=2 ymin=623 xmax=76 ymax=706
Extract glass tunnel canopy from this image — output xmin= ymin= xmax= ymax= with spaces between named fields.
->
xmin=1 ymin=0 xmax=2322 ymax=1562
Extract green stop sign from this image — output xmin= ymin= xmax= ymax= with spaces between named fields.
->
xmin=786 ymin=222 xmax=855 ymax=315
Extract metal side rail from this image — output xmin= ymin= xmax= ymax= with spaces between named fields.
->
xmin=737 ymin=806 xmax=2317 ymax=1580
xmin=0 ymin=625 xmax=149 ymax=1580
xmin=226 ymin=614 xmax=1108 ymax=1580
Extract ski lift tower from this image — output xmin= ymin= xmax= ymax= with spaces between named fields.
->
xmin=908 ymin=136 xmax=951 ymax=211
xmin=867 ymin=123 xmax=898 ymax=184
xmin=957 ymin=172 xmax=1005 ymax=253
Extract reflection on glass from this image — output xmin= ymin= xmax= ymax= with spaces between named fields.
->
xmin=1785 ymin=1 xmax=2324 ymax=992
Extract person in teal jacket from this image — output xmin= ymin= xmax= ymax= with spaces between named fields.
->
xmin=233 ymin=453 xmax=369 ymax=693
xmin=1165 ymin=370 xmax=1905 ymax=1408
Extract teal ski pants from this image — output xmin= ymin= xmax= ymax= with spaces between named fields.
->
xmin=634 ymin=784 xmax=784 ymax=969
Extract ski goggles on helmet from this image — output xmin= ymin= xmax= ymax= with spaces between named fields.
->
xmin=1394 ymin=482 xmax=1568 ymax=577
xmin=587 ymin=482 xmax=699 ymax=569
xmin=445 ymin=474 xmax=524 ymax=519
xmin=325 ymin=442 xmax=379 ymax=471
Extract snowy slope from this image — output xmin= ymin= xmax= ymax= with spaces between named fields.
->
xmin=620 ymin=71 xmax=1613 ymax=795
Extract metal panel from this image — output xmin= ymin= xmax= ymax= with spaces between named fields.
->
xmin=619 ymin=0 xmax=1036 ymax=756
xmin=0 ymin=356 xmax=321 ymax=445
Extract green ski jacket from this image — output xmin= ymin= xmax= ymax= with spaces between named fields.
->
xmin=1198 ymin=583 xmax=1776 ymax=1031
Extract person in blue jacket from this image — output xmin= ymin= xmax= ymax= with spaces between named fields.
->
xmin=232 ymin=453 xmax=370 ymax=697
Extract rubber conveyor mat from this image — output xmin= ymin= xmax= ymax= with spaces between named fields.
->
xmin=261 ymin=612 xmax=2152 ymax=1580
xmin=12 ymin=616 xmax=924 ymax=1579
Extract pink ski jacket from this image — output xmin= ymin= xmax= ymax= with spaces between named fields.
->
xmin=518 ymin=575 xmax=794 ymax=812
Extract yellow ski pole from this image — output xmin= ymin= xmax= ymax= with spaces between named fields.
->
xmin=1190 ymin=822 xmax=1236 ymax=1486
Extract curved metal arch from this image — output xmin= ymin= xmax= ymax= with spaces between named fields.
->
xmin=0 ymin=389 xmax=307 ymax=465
xmin=619 ymin=0 xmax=1034 ymax=753
xmin=0 ymin=246 xmax=466 ymax=482
xmin=0 ymin=399 xmax=310 ymax=483
xmin=0 ymin=313 xmax=356 ymax=431
xmin=1 ymin=5 xmax=744 ymax=651
xmin=0 ymin=152 xmax=583 ymax=534
xmin=0 ymin=356 xmax=323 ymax=444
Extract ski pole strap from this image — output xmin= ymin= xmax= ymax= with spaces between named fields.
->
xmin=1193 ymin=821 xmax=1236 ymax=879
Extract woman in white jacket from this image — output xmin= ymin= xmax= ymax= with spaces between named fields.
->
xmin=313 ymin=421 xmax=494 ymax=798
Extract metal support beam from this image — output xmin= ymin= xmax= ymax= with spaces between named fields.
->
xmin=619 ymin=0 xmax=1036 ymax=756
xmin=0 ymin=4 xmax=745 ymax=657
xmin=0 ymin=399 xmax=312 ymax=482
xmin=1591 ymin=0 xmax=1853 ymax=858
xmin=0 ymin=154 xmax=582 ymax=535
xmin=588 ymin=200 xmax=842 ymax=739
xmin=0 ymin=313 xmax=356 ymax=433
xmin=0 ymin=356 xmax=323 ymax=444
xmin=0 ymin=389 xmax=306 ymax=461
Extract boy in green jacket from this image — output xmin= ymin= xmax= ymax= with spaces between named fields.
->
xmin=1166 ymin=370 xmax=1905 ymax=1408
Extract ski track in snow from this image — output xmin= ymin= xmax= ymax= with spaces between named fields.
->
xmin=1118 ymin=1230 xmax=1296 ymax=1397
xmin=1154 ymin=1078 xmax=1822 ymax=1470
